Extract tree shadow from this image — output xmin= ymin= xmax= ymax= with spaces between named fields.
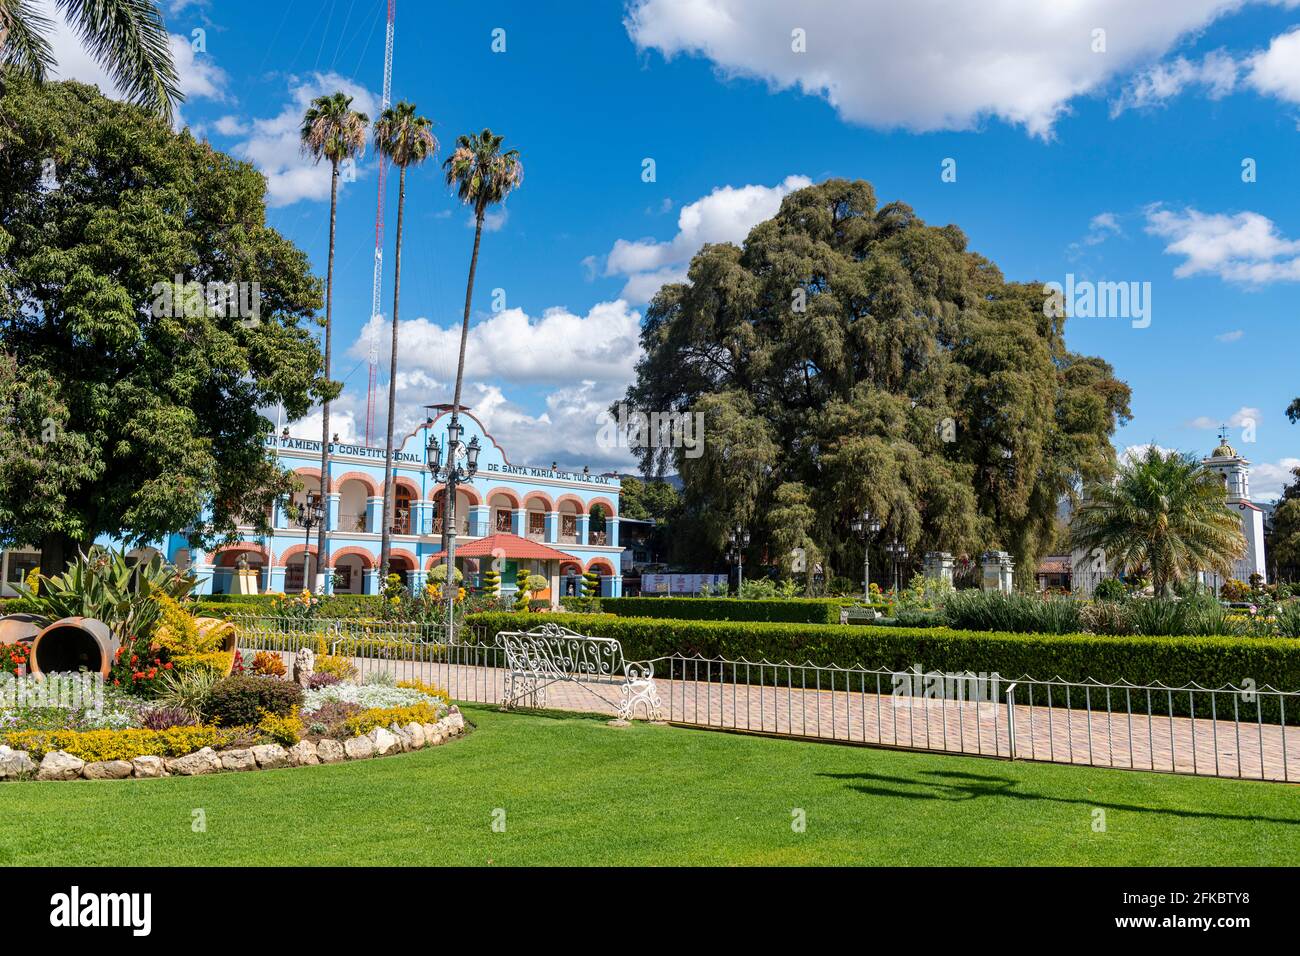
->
xmin=817 ymin=768 xmax=1300 ymax=825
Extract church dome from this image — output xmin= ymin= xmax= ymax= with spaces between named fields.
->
xmin=1211 ymin=439 xmax=1237 ymax=458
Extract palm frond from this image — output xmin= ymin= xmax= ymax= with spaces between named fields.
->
xmin=58 ymin=0 xmax=180 ymax=120
xmin=0 ymin=0 xmax=56 ymax=80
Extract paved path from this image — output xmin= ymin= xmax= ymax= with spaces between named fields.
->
xmin=267 ymin=643 xmax=1300 ymax=782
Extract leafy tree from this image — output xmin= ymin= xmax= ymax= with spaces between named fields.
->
xmin=1069 ymin=447 xmax=1246 ymax=596
xmin=373 ymin=101 xmax=437 ymax=576
xmin=619 ymin=475 xmax=680 ymax=521
xmin=619 ymin=179 xmax=1130 ymax=580
xmin=0 ymin=78 xmax=328 ymax=575
xmin=0 ymin=0 xmax=180 ymax=119
xmin=299 ymin=91 xmax=368 ymax=584
xmin=1267 ymin=466 xmax=1300 ymax=582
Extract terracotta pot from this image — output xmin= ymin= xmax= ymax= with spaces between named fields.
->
xmin=29 ymin=617 xmax=118 ymax=679
xmin=0 ymin=613 xmax=43 ymax=647
xmin=194 ymin=617 xmax=238 ymax=654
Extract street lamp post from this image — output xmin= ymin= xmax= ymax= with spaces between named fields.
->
xmin=426 ymin=409 xmax=481 ymax=639
xmin=886 ymin=538 xmax=910 ymax=593
xmin=850 ymin=510 xmax=882 ymax=600
xmin=727 ymin=525 xmax=750 ymax=593
xmin=293 ymin=493 xmax=325 ymax=592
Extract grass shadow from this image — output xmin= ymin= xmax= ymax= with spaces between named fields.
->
xmin=818 ymin=768 xmax=1300 ymax=826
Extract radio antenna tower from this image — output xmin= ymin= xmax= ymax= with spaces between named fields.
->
xmin=365 ymin=0 xmax=396 ymax=446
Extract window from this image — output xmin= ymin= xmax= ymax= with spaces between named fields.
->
xmin=528 ymin=512 xmax=546 ymax=539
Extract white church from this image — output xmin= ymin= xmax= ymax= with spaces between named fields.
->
xmin=1199 ymin=431 xmax=1268 ymax=590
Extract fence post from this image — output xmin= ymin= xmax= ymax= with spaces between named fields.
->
xmin=1005 ymin=682 xmax=1018 ymax=760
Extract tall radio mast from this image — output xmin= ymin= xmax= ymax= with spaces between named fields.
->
xmin=365 ymin=0 xmax=396 ymax=446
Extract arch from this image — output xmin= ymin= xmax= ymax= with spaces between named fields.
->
xmin=214 ymin=543 xmax=270 ymax=566
xmin=335 ymin=471 xmax=379 ymax=497
xmin=430 ymin=483 xmax=483 ymax=507
xmin=586 ymin=496 xmax=618 ymax=518
xmin=522 ymin=490 xmax=554 ymax=511
xmin=483 ymin=487 xmax=521 ymax=509
xmin=585 ymin=558 xmax=616 ymax=575
xmin=554 ymin=494 xmax=586 ymax=513
xmin=391 ymin=475 xmax=422 ymax=500
xmin=330 ymin=546 xmax=376 ymax=568
xmin=559 ymin=560 xmax=583 ymax=576
xmin=386 ymin=547 xmax=418 ymax=569
xmin=291 ymin=466 xmax=322 ymax=482
xmin=278 ymin=543 xmax=321 ymax=565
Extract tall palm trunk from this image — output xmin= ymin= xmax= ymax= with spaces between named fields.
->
xmin=315 ymin=161 xmax=340 ymax=591
xmin=380 ymin=165 xmax=408 ymax=575
xmin=442 ymin=205 xmax=485 ymax=557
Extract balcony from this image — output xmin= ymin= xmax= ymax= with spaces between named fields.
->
xmin=559 ymin=514 xmax=578 ymax=544
xmin=527 ymin=513 xmax=546 ymax=542
xmin=589 ymin=530 xmax=607 ymax=546
xmin=430 ymin=516 xmax=469 ymax=536
xmin=339 ymin=512 xmax=369 ymax=533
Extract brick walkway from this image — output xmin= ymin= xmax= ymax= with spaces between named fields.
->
xmin=270 ymin=643 xmax=1300 ymax=783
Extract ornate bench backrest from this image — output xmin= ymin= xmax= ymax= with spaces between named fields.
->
xmin=495 ymin=623 xmax=628 ymax=681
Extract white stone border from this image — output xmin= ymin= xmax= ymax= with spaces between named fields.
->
xmin=0 ymin=706 xmax=469 ymax=781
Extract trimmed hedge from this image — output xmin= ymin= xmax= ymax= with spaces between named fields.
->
xmin=598 ymin=596 xmax=851 ymax=625
xmin=465 ymin=611 xmax=1300 ymax=718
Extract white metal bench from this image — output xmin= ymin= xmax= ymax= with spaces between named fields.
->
xmin=494 ymin=623 xmax=663 ymax=721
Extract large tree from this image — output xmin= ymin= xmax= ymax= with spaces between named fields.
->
xmin=1069 ymin=447 xmax=1246 ymax=596
xmin=373 ymin=100 xmax=437 ymax=576
xmin=0 ymin=78 xmax=329 ymax=575
xmin=1266 ymin=466 xmax=1300 ymax=583
xmin=299 ymin=91 xmax=368 ymax=588
xmin=619 ymin=179 xmax=1131 ymax=582
xmin=0 ymin=0 xmax=180 ymax=119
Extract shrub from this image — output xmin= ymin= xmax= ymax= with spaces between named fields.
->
xmin=340 ymin=702 xmax=445 ymax=738
xmin=600 ymin=596 xmax=847 ymax=625
xmin=108 ymin=635 xmax=172 ymax=695
xmin=138 ymin=705 xmax=196 ymax=730
xmin=204 ymin=675 xmax=303 ymax=727
xmin=396 ymin=679 xmax=449 ymax=701
xmin=1276 ymin=601 xmax=1300 ymax=639
xmin=306 ymin=672 xmax=341 ymax=689
xmin=170 ymin=651 xmax=234 ymax=678
xmin=256 ymin=711 xmax=304 ymax=746
xmin=3 ymin=725 xmax=243 ymax=761
xmin=1092 ymin=578 xmax=1126 ymax=602
xmin=581 ymin=570 xmax=601 ymax=598
xmin=304 ymin=699 xmax=363 ymax=737
xmin=250 ymin=651 xmax=286 ymax=677
xmin=941 ymin=591 xmax=1081 ymax=635
xmin=559 ymin=596 xmax=602 ymax=613
xmin=152 ymin=667 xmax=223 ymax=723
xmin=315 ymin=654 xmax=358 ymax=681
xmin=1080 ymin=600 xmax=1133 ymax=636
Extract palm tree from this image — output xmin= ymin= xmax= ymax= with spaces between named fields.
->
xmin=1 ymin=0 xmax=180 ymax=119
xmin=300 ymin=91 xmax=368 ymax=591
xmin=443 ymin=128 xmax=523 ymax=414
xmin=1070 ymin=446 xmax=1246 ymax=596
xmin=373 ymin=101 xmax=437 ymax=576
xmin=439 ymin=128 xmax=522 ymax=558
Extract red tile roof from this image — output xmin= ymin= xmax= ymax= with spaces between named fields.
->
xmin=452 ymin=533 xmax=580 ymax=562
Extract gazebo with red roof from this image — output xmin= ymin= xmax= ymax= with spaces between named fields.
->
xmin=452 ymin=533 xmax=582 ymax=605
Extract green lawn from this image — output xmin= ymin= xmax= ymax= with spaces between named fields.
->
xmin=1 ymin=705 xmax=1296 ymax=866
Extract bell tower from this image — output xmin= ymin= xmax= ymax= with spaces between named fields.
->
xmin=1201 ymin=426 xmax=1266 ymax=585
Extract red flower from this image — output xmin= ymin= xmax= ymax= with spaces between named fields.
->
xmin=163 ymin=662 xmax=173 ymax=670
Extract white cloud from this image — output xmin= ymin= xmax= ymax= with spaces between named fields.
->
xmin=1253 ymin=458 xmax=1300 ymax=500
xmin=1247 ymin=26 xmax=1300 ymax=103
xmin=231 ymin=72 xmax=379 ymax=207
xmin=1186 ymin=406 xmax=1262 ymax=429
xmin=287 ymin=408 xmax=359 ymax=444
xmin=1145 ymin=205 xmax=1300 ymax=283
xmin=1111 ymin=50 xmax=1239 ymax=115
xmin=625 ymin=0 xmax=1257 ymax=137
xmin=467 ymin=209 xmax=509 ymax=232
xmin=40 ymin=1 xmax=227 ymax=114
xmin=601 ymin=174 xmax=810 ymax=301
xmin=1215 ymin=329 xmax=1245 ymax=342
xmin=213 ymin=115 xmax=249 ymax=136
xmin=325 ymin=300 xmax=646 ymax=471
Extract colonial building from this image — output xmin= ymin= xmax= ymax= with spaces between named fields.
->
xmin=1201 ymin=432 xmax=1267 ymax=589
xmin=0 ymin=410 xmax=625 ymax=601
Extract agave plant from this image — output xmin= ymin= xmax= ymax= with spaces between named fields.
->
xmin=12 ymin=546 xmax=196 ymax=639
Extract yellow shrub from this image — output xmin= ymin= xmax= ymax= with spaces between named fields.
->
xmin=396 ymin=679 xmax=449 ymax=702
xmin=340 ymin=703 xmax=445 ymax=739
xmin=316 ymin=654 xmax=358 ymax=680
xmin=171 ymin=651 xmax=235 ymax=677
xmin=256 ymin=711 xmax=303 ymax=746
xmin=154 ymin=594 xmax=222 ymax=655
xmin=3 ymin=726 xmax=242 ymax=761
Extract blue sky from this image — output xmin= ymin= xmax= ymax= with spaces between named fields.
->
xmin=44 ymin=0 xmax=1300 ymax=497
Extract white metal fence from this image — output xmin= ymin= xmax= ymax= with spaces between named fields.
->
xmin=230 ymin=617 xmax=1300 ymax=782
